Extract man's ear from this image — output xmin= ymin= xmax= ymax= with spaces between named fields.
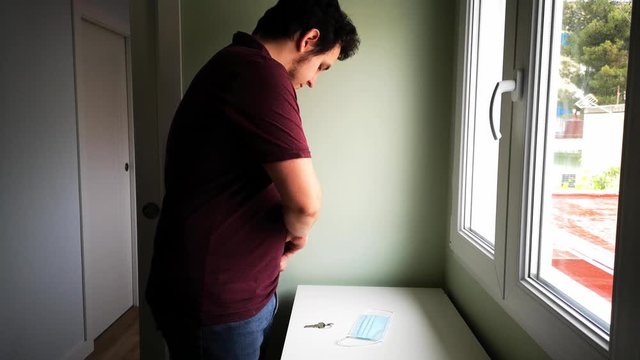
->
xmin=297 ymin=29 xmax=321 ymax=53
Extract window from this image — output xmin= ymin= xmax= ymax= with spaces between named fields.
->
xmin=525 ymin=0 xmax=631 ymax=335
xmin=460 ymin=0 xmax=508 ymax=252
xmin=451 ymin=0 xmax=639 ymax=358
xmin=450 ymin=0 xmax=513 ymax=299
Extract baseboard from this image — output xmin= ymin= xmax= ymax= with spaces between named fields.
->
xmin=63 ymin=340 xmax=93 ymax=360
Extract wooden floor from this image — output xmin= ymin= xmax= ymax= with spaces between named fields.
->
xmin=86 ymin=306 xmax=140 ymax=360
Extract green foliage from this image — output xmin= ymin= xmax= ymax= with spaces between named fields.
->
xmin=590 ymin=64 xmax=627 ymax=104
xmin=591 ymin=166 xmax=620 ymax=190
xmin=575 ymin=166 xmax=620 ymax=190
xmin=561 ymin=0 xmax=631 ymax=105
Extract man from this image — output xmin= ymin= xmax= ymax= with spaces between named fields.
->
xmin=146 ymin=0 xmax=359 ymax=359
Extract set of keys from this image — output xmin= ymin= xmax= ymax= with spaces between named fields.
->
xmin=304 ymin=322 xmax=334 ymax=329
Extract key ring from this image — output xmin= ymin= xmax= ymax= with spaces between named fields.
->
xmin=304 ymin=322 xmax=334 ymax=329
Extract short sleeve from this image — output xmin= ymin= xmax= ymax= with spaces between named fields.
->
xmin=228 ymin=59 xmax=311 ymax=164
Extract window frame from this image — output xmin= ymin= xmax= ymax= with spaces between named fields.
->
xmin=607 ymin=0 xmax=640 ymax=356
xmin=502 ymin=1 xmax=610 ymax=355
xmin=449 ymin=0 xmax=513 ymax=301
xmin=450 ymin=0 xmax=640 ymax=358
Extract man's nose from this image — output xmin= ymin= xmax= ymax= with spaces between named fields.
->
xmin=307 ymin=74 xmax=319 ymax=88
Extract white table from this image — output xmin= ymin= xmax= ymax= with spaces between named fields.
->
xmin=281 ymin=285 xmax=489 ymax=360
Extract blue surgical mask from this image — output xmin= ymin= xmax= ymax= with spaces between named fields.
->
xmin=350 ymin=314 xmax=391 ymax=341
xmin=336 ymin=310 xmax=393 ymax=347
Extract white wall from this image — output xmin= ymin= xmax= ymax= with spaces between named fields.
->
xmin=79 ymin=0 xmax=130 ymax=34
xmin=582 ymin=110 xmax=625 ymax=174
xmin=0 ymin=1 xmax=86 ymax=359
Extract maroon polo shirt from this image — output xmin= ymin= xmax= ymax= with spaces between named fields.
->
xmin=146 ymin=32 xmax=311 ymax=325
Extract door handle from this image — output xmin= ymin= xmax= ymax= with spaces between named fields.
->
xmin=489 ymin=69 xmax=523 ymax=140
xmin=142 ymin=202 xmax=160 ymax=220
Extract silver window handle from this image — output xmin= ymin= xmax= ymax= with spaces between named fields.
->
xmin=489 ymin=69 xmax=523 ymax=140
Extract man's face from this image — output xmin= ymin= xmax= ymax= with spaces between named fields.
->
xmin=288 ymin=45 xmax=341 ymax=90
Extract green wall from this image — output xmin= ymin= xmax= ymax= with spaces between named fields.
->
xmin=446 ymin=253 xmax=552 ymax=359
xmin=182 ymin=0 xmax=453 ymax=286
xmin=180 ymin=0 xmax=548 ymax=359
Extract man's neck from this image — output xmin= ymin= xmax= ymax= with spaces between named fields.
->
xmin=255 ymin=36 xmax=295 ymax=71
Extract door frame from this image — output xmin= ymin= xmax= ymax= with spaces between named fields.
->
xmin=131 ymin=0 xmax=183 ymax=358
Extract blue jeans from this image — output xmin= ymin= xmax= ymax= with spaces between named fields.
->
xmin=161 ymin=295 xmax=277 ymax=360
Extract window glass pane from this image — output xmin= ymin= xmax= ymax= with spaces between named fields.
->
xmin=463 ymin=0 xmax=507 ymax=249
xmin=531 ymin=0 xmax=631 ymax=332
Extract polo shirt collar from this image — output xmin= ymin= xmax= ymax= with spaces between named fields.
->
xmin=232 ymin=32 xmax=271 ymax=58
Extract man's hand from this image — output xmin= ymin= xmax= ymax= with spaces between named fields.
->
xmin=280 ymin=233 xmax=308 ymax=272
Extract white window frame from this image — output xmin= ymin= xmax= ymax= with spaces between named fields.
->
xmin=450 ymin=0 xmax=640 ymax=358
xmin=449 ymin=0 xmax=513 ymax=301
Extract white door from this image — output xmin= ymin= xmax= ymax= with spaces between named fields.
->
xmin=77 ymin=18 xmax=134 ymax=339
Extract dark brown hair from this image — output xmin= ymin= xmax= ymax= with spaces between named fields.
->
xmin=252 ymin=0 xmax=360 ymax=61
